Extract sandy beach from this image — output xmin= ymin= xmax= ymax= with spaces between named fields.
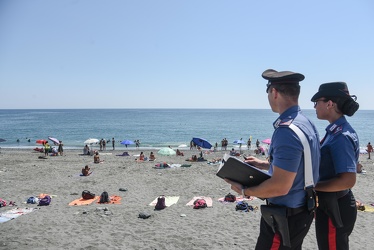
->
xmin=0 ymin=148 xmax=373 ymax=250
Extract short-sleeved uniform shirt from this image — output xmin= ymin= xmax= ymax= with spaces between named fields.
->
xmin=319 ymin=116 xmax=359 ymax=181
xmin=267 ymin=106 xmax=320 ymax=208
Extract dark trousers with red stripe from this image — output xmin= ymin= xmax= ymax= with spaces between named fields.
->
xmin=255 ymin=210 xmax=314 ymax=250
xmin=315 ymin=191 xmax=357 ymax=250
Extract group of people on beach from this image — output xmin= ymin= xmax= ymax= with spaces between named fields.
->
xmin=30 ymin=69 xmax=365 ymax=249
xmin=224 ymin=69 xmax=360 ymax=249
xmin=37 ymin=140 xmax=64 ymax=157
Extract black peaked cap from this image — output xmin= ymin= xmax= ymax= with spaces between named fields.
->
xmin=262 ymin=69 xmax=305 ymax=83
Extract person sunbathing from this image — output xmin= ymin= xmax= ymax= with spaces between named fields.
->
xmin=149 ymin=152 xmax=156 ymax=161
xmin=176 ymin=149 xmax=184 ymax=156
xmin=136 ymin=152 xmax=145 ymax=162
xmin=82 ymin=165 xmax=91 ymax=176
xmin=230 ymin=148 xmax=237 ymax=156
xmin=94 ymin=151 xmax=103 ymax=163
xmin=33 ymin=147 xmax=44 ymax=152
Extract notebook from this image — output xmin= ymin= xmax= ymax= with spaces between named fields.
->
xmin=216 ymin=154 xmax=271 ymax=187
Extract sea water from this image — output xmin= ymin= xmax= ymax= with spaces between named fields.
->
xmin=0 ymin=109 xmax=372 ymax=150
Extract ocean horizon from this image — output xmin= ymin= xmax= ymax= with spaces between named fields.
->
xmin=0 ymin=109 xmax=372 ymax=151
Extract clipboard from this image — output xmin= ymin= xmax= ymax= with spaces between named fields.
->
xmin=216 ymin=154 xmax=271 ymax=187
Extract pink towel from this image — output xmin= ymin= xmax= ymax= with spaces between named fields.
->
xmin=186 ymin=196 xmax=213 ymax=207
xmin=218 ymin=196 xmax=255 ymax=203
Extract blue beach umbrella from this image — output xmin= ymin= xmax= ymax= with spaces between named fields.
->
xmin=233 ymin=139 xmax=245 ymax=144
xmin=121 ymin=139 xmax=134 ymax=145
xmin=192 ymin=137 xmax=212 ymax=149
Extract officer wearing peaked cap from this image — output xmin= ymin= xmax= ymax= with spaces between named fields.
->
xmin=226 ymin=69 xmax=321 ymax=249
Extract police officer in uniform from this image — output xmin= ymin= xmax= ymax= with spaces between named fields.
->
xmin=226 ymin=69 xmax=320 ymax=249
xmin=311 ymin=82 xmax=359 ymax=250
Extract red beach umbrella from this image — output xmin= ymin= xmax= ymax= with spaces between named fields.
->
xmin=36 ymin=139 xmax=47 ymax=144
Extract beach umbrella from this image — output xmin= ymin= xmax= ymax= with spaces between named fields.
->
xmin=36 ymin=139 xmax=47 ymax=144
xmin=0 ymin=138 xmax=6 ymax=143
xmin=262 ymin=138 xmax=271 ymax=145
xmin=84 ymin=138 xmax=99 ymax=144
xmin=48 ymin=136 xmax=60 ymax=145
xmin=233 ymin=139 xmax=245 ymax=144
xmin=158 ymin=147 xmax=176 ymax=156
xmin=120 ymin=139 xmax=134 ymax=145
xmin=192 ymin=137 xmax=212 ymax=149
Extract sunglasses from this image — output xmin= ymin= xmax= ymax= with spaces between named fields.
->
xmin=313 ymin=99 xmax=328 ymax=107
xmin=266 ymin=82 xmax=272 ymax=93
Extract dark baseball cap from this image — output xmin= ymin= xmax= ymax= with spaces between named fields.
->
xmin=311 ymin=82 xmax=351 ymax=101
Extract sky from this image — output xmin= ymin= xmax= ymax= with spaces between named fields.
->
xmin=0 ymin=0 xmax=373 ymax=110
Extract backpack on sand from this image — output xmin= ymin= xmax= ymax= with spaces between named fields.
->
xmin=38 ymin=195 xmax=51 ymax=206
xmin=82 ymin=190 xmax=95 ymax=200
xmin=155 ymin=195 xmax=166 ymax=210
xmin=235 ymin=201 xmax=249 ymax=211
xmin=0 ymin=198 xmax=6 ymax=207
xmin=193 ymin=199 xmax=207 ymax=209
xmin=224 ymin=193 xmax=236 ymax=202
xmin=27 ymin=197 xmax=39 ymax=204
xmin=99 ymin=191 xmax=110 ymax=203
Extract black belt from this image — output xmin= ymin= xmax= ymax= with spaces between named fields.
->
xmin=286 ymin=206 xmax=306 ymax=216
xmin=336 ymin=189 xmax=350 ymax=199
xmin=317 ymin=189 xmax=350 ymax=199
xmin=268 ymin=203 xmax=306 ymax=216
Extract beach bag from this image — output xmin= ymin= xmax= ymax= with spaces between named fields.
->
xmin=0 ymin=198 xmax=6 ymax=207
xmin=82 ymin=190 xmax=95 ymax=200
xmin=138 ymin=212 xmax=151 ymax=219
xmin=193 ymin=199 xmax=207 ymax=209
xmin=38 ymin=195 xmax=51 ymax=206
xmin=27 ymin=196 xmax=39 ymax=204
xmin=99 ymin=191 xmax=110 ymax=203
xmin=236 ymin=201 xmax=249 ymax=211
xmin=155 ymin=196 xmax=166 ymax=210
xmin=224 ymin=193 xmax=236 ymax=202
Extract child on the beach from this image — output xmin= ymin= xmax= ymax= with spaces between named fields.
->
xmin=81 ymin=165 xmax=91 ymax=176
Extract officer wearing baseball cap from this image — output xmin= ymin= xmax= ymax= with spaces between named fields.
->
xmin=312 ymin=81 xmax=359 ymax=250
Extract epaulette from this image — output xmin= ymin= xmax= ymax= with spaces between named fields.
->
xmin=329 ymin=124 xmax=343 ymax=135
xmin=274 ymin=118 xmax=294 ymax=129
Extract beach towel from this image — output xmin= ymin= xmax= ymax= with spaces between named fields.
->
xmin=169 ymin=164 xmax=182 ymax=168
xmin=218 ymin=196 xmax=255 ymax=203
xmin=154 ymin=163 xmax=170 ymax=169
xmin=149 ymin=196 xmax=179 ymax=207
xmin=37 ymin=193 xmax=56 ymax=199
xmin=116 ymin=152 xmax=130 ymax=156
xmin=186 ymin=196 xmax=213 ymax=207
xmin=96 ymin=195 xmax=122 ymax=205
xmin=365 ymin=205 xmax=374 ymax=212
xmin=79 ymin=171 xmax=93 ymax=177
xmin=0 ymin=207 xmax=36 ymax=223
xmin=68 ymin=196 xmax=100 ymax=206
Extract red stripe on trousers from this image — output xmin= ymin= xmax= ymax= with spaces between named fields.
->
xmin=270 ymin=233 xmax=281 ymax=249
xmin=328 ymin=218 xmax=337 ymax=250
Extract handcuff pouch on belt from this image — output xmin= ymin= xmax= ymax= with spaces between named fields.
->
xmin=260 ymin=205 xmax=291 ymax=248
xmin=305 ymin=186 xmax=317 ymax=213
xmin=317 ymin=191 xmax=346 ymax=228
